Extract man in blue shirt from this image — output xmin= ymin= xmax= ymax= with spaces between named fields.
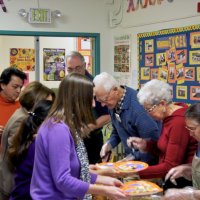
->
xmin=93 ymin=72 xmax=161 ymax=164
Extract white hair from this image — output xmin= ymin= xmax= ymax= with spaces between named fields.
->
xmin=137 ymin=79 xmax=172 ymax=106
xmin=66 ymin=51 xmax=85 ymax=63
xmin=93 ymin=72 xmax=119 ymax=92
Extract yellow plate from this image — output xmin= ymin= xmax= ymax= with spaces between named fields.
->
xmin=115 ymin=161 xmax=148 ymax=172
xmin=121 ymin=180 xmax=163 ymax=197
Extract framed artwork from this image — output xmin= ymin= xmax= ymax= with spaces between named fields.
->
xmin=159 ymin=66 xmax=168 ymax=82
xmin=185 ymin=67 xmax=195 ymax=81
xmin=145 ymin=39 xmax=154 ymax=53
xmin=166 ymin=48 xmax=177 ymax=63
xmin=141 ymin=67 xmax=150 ymax=80
xmin=145 ymin=54 xmax=154 ymax=67
xmin=156 ymin=53 xmax=166 ymax=66
xmin=190 ymin=32 xmax=200 ymax=48
xmin=176 ymin=49 xmax=187 ymax=64
xmin=168 ymin=63 xmax=176 ymax=83
xmin=176 ymin=86 xmax=187 ymax=100
xmin=151 ymin=68 xmax=159 ymax=79
xmin=189 ymin=50 xmax=200 ymax=65
xmin=190 ymin=86 xmax=200 ymax=100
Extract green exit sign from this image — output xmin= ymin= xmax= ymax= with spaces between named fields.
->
xmin=29 ymin=8 xmax=51 ymax=23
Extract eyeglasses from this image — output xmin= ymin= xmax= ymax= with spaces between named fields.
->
xmin=67 ymin=65 xmax=84 ymax=73
xmin=145 ymin=104 xmax=157 ymax=113
xmin=96 ymin=89 xmax=112 ymax=103
xmin=185 ymin=125 xmax=200 ymax=132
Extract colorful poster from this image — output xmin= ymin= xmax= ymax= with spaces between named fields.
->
xmin=141 ymin=67 xmax=150 ymax=80
xmin=185 ymin=67 xmax=195 ymax=81
xmin=10 ymin=48 xmax=35 ymax=71
xmin=145 ymin=39 xmax=154 ymax=53
xmin=159 ymin=66 xmax=168 ymax=82
xmin=176 ymin=85 xmax=187 ymax=100
xmin=145 ymin=54 xmax=154 ymax=67
xmin=176 ymin=63 xmax=185 ymax=84
xmin=168 ymin=63 xmax=176 ymax=83
xmin=190 ymin=32 xmax=200 ymax=48
xmin=189 ymin=50 xmax=200 ymax=65
xmin=190 ymin=86 xmax=200 ymax=100
xmin=114 ymin=35 xmax=131 ymax=72
xmin=43 ymin=48 xmax=65 ymax=81
xmin=138 ymin=24 xmax=200 ymax=104
xmin=151 ymin=68 xmax=158 ymax=80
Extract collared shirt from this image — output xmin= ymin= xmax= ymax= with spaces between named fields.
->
xmin=108 ymin=86 xmax=161 ymax=163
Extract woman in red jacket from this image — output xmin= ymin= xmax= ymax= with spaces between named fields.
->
xmin=127 ymin=79 xmax=197 ymax=188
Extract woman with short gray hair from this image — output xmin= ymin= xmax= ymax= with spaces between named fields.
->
xmin=137 ymin=79 xmax=172 ymax=106
xmin=127 ymin=79 xmax=197 ymax=188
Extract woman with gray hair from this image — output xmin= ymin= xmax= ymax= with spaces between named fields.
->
xmin=127 ymin=79 xmax=197 ymax=187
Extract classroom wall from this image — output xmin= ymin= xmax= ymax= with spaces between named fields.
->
xmin=0 ymin=0 xmax=113 ymax=74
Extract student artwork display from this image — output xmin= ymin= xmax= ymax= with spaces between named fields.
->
xmin=138 ymin=24 xmax=200 ymax=104
xmin=114 ymin=35 xmax=131 ymax=73
xmin=43 ymin=48 xmax=65 ymax=81
xmin=10 ymin=48 xmax=35 ymax=71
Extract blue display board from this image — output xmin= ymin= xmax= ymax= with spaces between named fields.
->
xmin=138 ymin=24 xmax=200 ymax=104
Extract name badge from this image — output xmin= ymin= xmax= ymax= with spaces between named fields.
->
xmin=115 ymin=113 xmax=121 ymax=123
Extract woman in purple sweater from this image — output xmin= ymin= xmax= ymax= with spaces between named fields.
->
xmin=30 ymin=73 xmax=127 ymax=200
xmin=8 ymin=100 xmax=53 ymax=200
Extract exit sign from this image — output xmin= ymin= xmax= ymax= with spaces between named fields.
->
xmin=29 ymin=8 xmax=51 ymax=23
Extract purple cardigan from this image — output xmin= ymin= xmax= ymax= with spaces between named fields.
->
xmin=31 ymin=120 xmax=97 ymax=200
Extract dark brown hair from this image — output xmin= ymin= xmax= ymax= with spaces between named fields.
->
xmin=19 ymin=81 xmax=55 ymax=111
xmin=8 ymin=100 xmax=53 ymax=166
xmin=47 ymin=73 xmax=95 ymax=142
xmin=0 ymin=67 xmax=27 ymax=91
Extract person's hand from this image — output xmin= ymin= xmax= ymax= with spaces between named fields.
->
xmin=162 ymin=188 xmax=196 ymax=200
xmin=117 ymin=153 xmax=134 ymax=162
xmin=165 ymin=165 xmax=192 ymax=185
xmin=127 ymin=137 xmax=147 ymax=152
xmin=89 ymin=164 xmax=121 ymax=178
xmin=90 ymin=164 xmax=136 ymax=178
xmin=96 ymin=176 xmax=129 ymax=199
xmin=100 ymin=142 xmax=112 ymax=162
xmin=104 ymin=186 xmax=129 ymax=200
xmin=0 ymin=125 xmax=4 ymax=137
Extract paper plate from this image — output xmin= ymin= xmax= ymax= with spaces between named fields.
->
xmin=96 ymin=162 xmax=115 ymax=169
xmin=121 ymin=180 xmax=163 ymax=197
xmin=115 ymin=161 xmax=148 ymax=172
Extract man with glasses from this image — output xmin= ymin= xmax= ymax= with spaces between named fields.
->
xmin=0 ymin=67 xmax=26 ymax=142
xmin=93 ymin=72 xmax=161 ymax=164
xmin=66 ymin=51 xmax=110 ymax=164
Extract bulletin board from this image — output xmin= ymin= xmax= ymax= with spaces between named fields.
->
xmin=138 ymin=24 xmax=200 ymax=104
